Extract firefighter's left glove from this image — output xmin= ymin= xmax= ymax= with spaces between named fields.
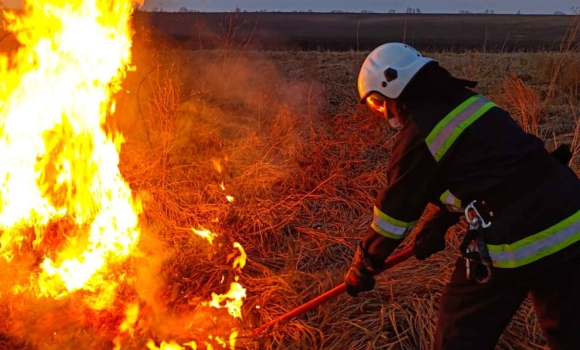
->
xmin=413 ymin=206 xmax=461 ymax=260
xmin=344 ymin=242 xmax=378 ymax=297
xmin=413 ymin=226 xmax=447 ymax=261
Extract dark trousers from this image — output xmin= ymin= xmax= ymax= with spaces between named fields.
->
xmin=434 ymin=255 xmax=580 ymax=350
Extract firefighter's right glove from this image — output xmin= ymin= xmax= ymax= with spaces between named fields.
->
xmin=344 ymin=242 xmax=377 ymax=297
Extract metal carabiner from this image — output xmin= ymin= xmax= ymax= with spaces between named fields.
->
xmin=462 ymin=200 xmax=493 ymax=284
xmin=464 ymin=200 xmax=492 ymax=229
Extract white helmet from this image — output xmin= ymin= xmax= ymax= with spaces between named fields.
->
xmin=358 ymin=43 xmax=435 ymax=127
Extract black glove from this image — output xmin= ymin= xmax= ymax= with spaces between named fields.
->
xmin=413 ymin=206 xmax=460 ymax=260
xmin=413 ymin=225 xmax=447 ymax=260
xmin=344 ymin=242 xmax=378 ymax=297
xmin=552 ymin=144 xmax=572 ymax=165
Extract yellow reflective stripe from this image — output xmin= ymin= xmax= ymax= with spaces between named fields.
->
xmin=371 ymin=206 xmax=417 ymax=240
xmin=488 ymin=209 xmax=580 ymax=268
xmin=438 ymin=102 xmax=496 ymax=160
xmin=371 ymin=222 xmax=408 ymax=240
xmin=440 ymin=189 xmax=462 ymax=209
xmin=426 ymin=95 xmax=479 ymax=146
xmin=426 ymin=95 xmax=497 ymax=162
xmin=373 ymin=206 xmax=416 ymax=228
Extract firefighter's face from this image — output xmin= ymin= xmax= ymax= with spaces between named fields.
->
xmin=365 ymin=92 xmax=401 ymax=129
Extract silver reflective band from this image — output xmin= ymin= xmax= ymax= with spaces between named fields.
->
xmin=372 ymin=216 xmax=410 ymax=237
xmin=488 ymin=215 xmax=580 ymax=267
xmin=445 ymin=205 xmax=464 ymax=213
xmin=443 ymin=191 xmax=460 ymax=207
xmin=371 ymin=206 xmax=416 ymax=240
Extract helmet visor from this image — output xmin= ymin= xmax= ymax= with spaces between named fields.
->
xmin=365 ymin=92 xmax=387 ymax=118
xmin=364 ymin=92 xmax=401 ymax=129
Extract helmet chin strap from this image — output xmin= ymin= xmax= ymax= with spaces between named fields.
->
xmin=387 ymin=117 xmax=401 ymax=129
xmin=384 ymin=102 xmax=402 ymax=129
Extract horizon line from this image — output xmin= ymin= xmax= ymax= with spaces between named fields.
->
xmin=0 ymin=7 xmax=575 ymax=16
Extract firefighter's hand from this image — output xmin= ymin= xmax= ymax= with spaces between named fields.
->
xmin=344 ymin=242 xmax=377 ymax=297
xmin=413 ymin=226 xmax=446 ymax=260
xmin=344 ymin=265 xmax=375 ymax=297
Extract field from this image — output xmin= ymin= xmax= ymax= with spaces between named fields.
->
xmin=131 ymin=12 xmax=579 ymax=51
xmin=1 ymin=9 xmax=580 ymax=350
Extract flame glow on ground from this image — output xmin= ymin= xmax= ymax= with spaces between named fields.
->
xmin=0 ymin=1 xmax=247 ymax=349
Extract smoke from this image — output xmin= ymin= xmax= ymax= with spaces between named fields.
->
xmin=1 ymin=0 xmax=21 ymax=9
xmin=139 ymin=0 xmax=196 ymax=12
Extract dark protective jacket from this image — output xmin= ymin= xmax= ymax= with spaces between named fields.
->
xmin=362 ymin=90 xmax=580 ymax=271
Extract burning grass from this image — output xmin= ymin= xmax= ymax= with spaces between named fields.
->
xmin=2 ymin=7 xmax=580 ymax=349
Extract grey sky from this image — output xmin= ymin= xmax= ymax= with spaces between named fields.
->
xmin=1 ymin=0 xmax=578 ymax=14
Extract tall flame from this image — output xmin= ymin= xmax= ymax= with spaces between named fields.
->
xmin=0 ymin=0 xmax=143 ymax=304
xmin=1 ymin=2 xmax=248 ymax=348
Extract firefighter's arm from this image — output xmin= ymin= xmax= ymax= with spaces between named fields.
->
xmin=345 ymin=123 xmax=438 ymax=296
xmin=413 ymin=204 xmax=462 ymax=260
xmin=362 ymin=202 xmax=461 ymax=266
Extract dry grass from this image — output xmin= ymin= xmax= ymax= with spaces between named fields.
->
xmin=114 ymin=38 xmax=580 ymax=349
xmin=2 ymin=18 xmax=580 ymax=350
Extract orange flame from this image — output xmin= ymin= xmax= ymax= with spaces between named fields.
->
xmin=146 ymin=340 xmax=197 ymax=350
xmin=183 ymin=342 xmax=198 ymax=350
xmin=215 ymin=337 xmax=227 ymax=348
xmin=212 ymin=158 xmax=234 ymax=203
xmin=211 ymin=158 xmax=222 ymax=174
xmin=0 ymin=0 xmax=144 ymax=305
xmin=229 ymin=332 xmax=239 ymax=349
xmin=204 ymin=242 xmax=248 ymax=319
xmin=1 ymin=0 xmax=247 ymax=348
xmin=191 ymin=227 xmax=218 ymax=245
xmin=228 ymin=242 xmax=246 ymax=270
xmin=113 ymin=301 xmax=140 ymax=349
xmin=119 ymin=301 xmax=140 ymax=337
xmin=206 ymin=281 xmax=247 ymax=319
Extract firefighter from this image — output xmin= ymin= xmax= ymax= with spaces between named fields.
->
xmin=344 ymin=42 xmax=580 ymax=350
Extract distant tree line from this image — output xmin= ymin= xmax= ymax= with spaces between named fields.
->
xmin=458 ymin=9 xmax=571 ymax=15
xmin=458 ymin=9 xmax=495 ymax=14
xmin=143 ymin=6 xmax=578 ymax=15
xmin=178 ymin=7 xmax=200 ymax=12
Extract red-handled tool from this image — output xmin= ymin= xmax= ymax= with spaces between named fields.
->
xmin=253 ymin=247 xmax=415 ymax=335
